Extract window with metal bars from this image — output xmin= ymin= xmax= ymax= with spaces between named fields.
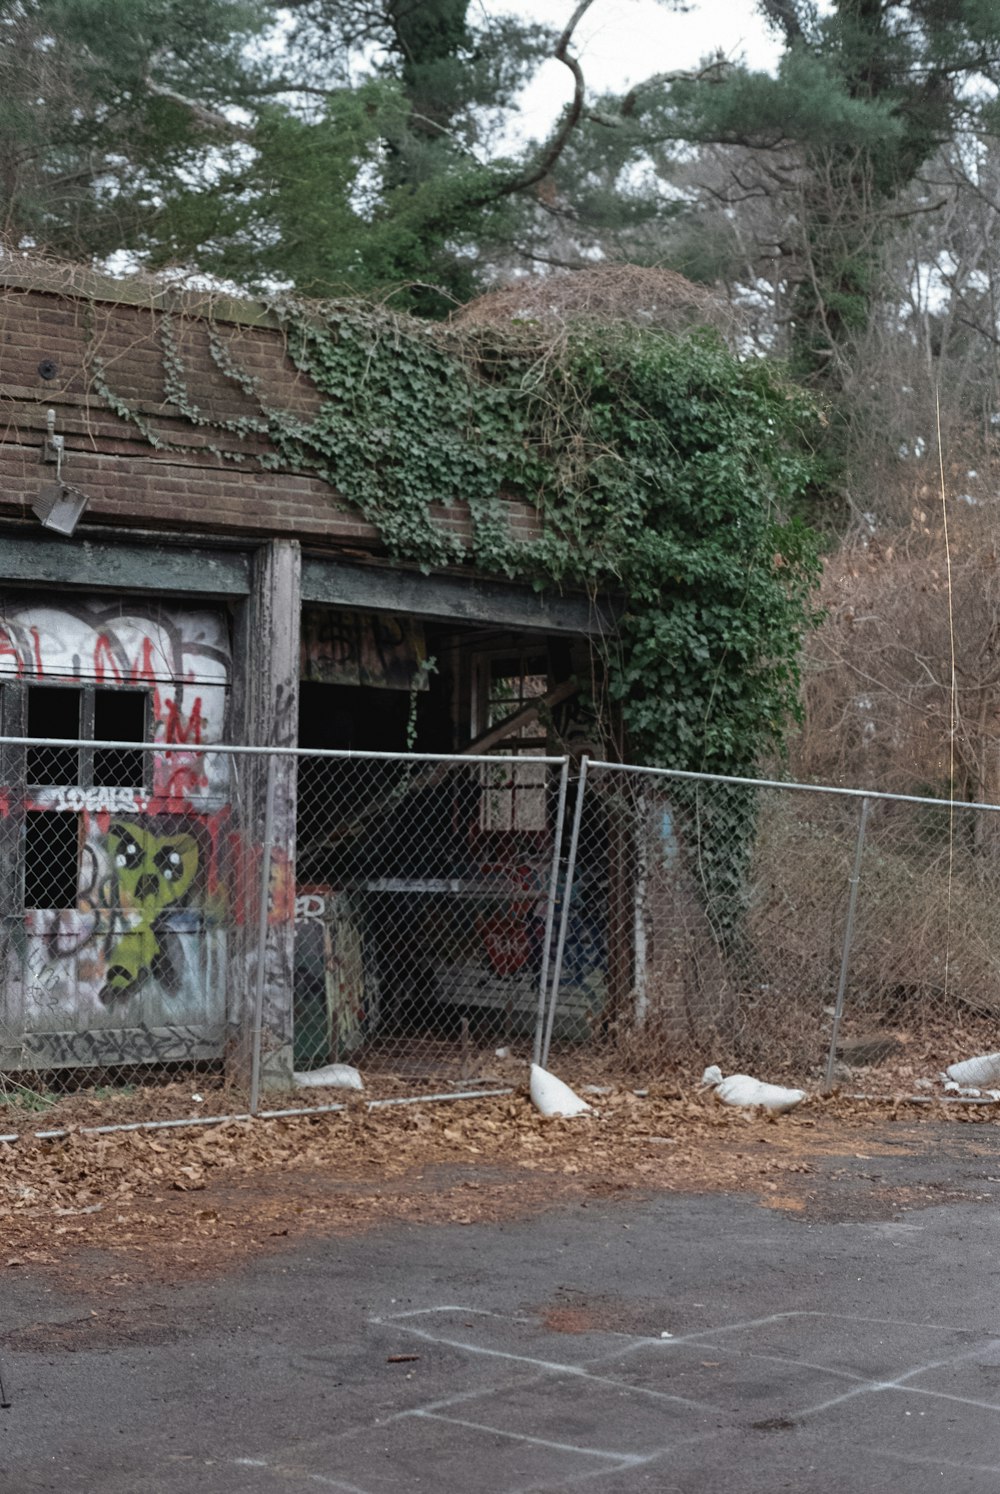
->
xmin=26 ymin=684 xmax=149 ymax=790
xmin=21 ymin=684 xmax=150 ymax=910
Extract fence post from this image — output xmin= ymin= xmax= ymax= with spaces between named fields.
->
xmin=633 ymin=782 xmax=649 ymax=1028
xmin=824 ymin=794 xmax=871 ymax=1091
xmin=249 ymin=752 xmax=278 ymax=1116
xmin=533 ymin=757 xmax=571 ymax=1066
xmin=541 ymin=755 xmax=589 ymax=1069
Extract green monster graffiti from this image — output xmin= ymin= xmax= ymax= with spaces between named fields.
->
xmin=101 ymin=821 xmax=198 ymax=1003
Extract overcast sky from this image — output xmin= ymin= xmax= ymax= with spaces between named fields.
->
xmin=491 ymin=0 xmax=781 ymax=140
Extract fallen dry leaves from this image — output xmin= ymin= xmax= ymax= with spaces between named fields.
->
xmin=1 ymin=1084 xmax=994 ymax=1285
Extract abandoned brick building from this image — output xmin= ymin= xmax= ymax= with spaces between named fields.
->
xmin=0 ymin=265 xmax=617 ymax=1083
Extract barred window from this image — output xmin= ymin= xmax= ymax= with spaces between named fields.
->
xmin=26 ymin=684 xmax=148 ymax=790
xmin=22 ymin=684 xmax=150 ymax=910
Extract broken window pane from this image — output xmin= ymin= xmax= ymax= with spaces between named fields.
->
xmin=94 ymin=689 xmax=147 ymax=788
xmin=486 ymin=656 xmax=549 ymax=740
xmin=479 ymin=655 xmax=549 ymax=833
xmin=23 ymin=811 xmax=79 ymax=908
xmin=480 ymin=756 xmax=549 ymax=832
xmin=27 ymin=686 xmax=81 ymax=786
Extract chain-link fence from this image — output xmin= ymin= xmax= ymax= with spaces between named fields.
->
xmin=0 ymin=738 xmax=570 ymax=1134
xmin=292 ymin=748 xmax=569 ymax=1084
xmin=3 ymin=739 xmax=1000 ymax=1135
xmin=0 ymin=736 xmax=260 ymax=1130
xmin=542 ymin=762 xmax=1000 ymax=1093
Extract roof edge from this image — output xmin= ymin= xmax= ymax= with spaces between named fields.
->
xmin=0 ymin=261 xmax=280 ymax=329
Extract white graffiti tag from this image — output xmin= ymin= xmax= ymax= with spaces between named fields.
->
xmin=47 ymin=787 xmax=147 ymax=814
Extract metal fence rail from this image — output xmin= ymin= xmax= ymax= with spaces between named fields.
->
xmin=2 ymin=735 xmax=998 ymax=1134
xmin=0 ymin=737 xmax=571 ymax=1132
xmin=543 ymin=760 xmax=1000 ymax=1090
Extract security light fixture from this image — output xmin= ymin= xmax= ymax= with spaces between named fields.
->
xmin=33 ymin=407 xmax=88 ymax=535
xmin=32 ymin=481 xmax=89 ymax=537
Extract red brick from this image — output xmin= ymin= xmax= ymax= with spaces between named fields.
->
xmin=0 ymin=281 xmax=541 ymax=562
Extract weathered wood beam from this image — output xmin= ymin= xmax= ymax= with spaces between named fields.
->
xmin=0 ymin=529 xmax=251 ymax=595
xmin=463 ymin=679 xmax=578 ymax=755
xmin=302 ymin=557 xmax=613 ymax=637
xmin=0 ymin=532 xmax=617 ymax=639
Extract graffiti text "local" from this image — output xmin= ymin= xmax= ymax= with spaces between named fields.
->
xmin=48 ymin=787 xmax=147 ymax=814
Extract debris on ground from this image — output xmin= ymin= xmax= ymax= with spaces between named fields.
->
xmin=293 ymin=1064 xmax=364 ymax=1091
xmin=941 ymin=1079 xmax=1000 ymax=1099
xmin=529 ymin=1063 xmax=591 ymax=1118
xmin=699 ymin=1065 xmax=807 ymax=1115
xmin=942 ymin=1052 xmax=1000 ymax=1087
xmin=1 ymin=1081 xmax=996 ymax=1288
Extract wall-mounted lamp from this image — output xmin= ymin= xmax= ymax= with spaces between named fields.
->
xmin=33 ymin=410 xmax=88 ymax=535
xmin=33 ymin=481 xmax=90 ymax=537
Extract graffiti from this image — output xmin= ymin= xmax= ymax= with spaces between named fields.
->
xmin=46 ymin=787 xmax=147 ymax=815
xmin=0 ymin=594 xmax=234 ymax=1041
xmin=301 ymin=608 xmax=427 ymax=692
xmin=0 ymin=596 xmax=230 ymax=808
xmin=0 ymin=597 xmax=229 ymax=686
xmin=271 ymin=680 xmax=298 ymax=748
xmin=15 ymin=814 xmax=213 ymax=1013
xmin=295 ymin=892 xmax=327 ymax=922
xmin=20 ymin=1022 xmax=221 ymax=1068
xmin=476 ymin=861 xmax=547 ymax=976
xmin=100 ymin=820 xmax=200 ymax=1003
xmin=18 ymin=893 xmax=226 ymax=1025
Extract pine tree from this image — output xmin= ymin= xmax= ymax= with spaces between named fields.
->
xmin=626 ymin=0 xmax=1000 ymax=386
xmin=0 ymin=0 xmax=596 ymax=311
xmin=0 ymin=0 xmax=269 ymax=259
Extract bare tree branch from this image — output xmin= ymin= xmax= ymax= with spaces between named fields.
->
xmin=144 ymin=62 xmax=249 ymax=138
xmin=620 ymin=57 xmax=729 ymax=119
xmin=493 ymin=0 xmax=598 ymax=200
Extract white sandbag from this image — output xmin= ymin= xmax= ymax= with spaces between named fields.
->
xmin=530 ymin=1063 xmax=592 ymax=1118
xmin=700 ymin=1064 xmax=806 ymax=1115
xmin=293 ymin=1063 xmax=364 ymax=1091
xmin=944 ymin=1052 xmax=1000 ymax=1087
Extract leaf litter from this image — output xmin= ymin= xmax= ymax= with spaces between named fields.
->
xmin=1 ymin=1086 xmax=995 ymax=1285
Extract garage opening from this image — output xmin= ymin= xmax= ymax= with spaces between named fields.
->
xmin=292 ymin=608 xmax=580 ymax=1079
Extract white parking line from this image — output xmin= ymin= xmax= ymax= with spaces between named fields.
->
xmin=230 ymin=1456 xmax=375 ymax=1492
xmin=372 ymin=1306 xmax=720 ymax=1409
xmin=412 ymin=1408 xmax=657 ymax=1465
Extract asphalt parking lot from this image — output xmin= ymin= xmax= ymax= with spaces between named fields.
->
xmin=4 ymin=1122 xmax=1000 ymax=1494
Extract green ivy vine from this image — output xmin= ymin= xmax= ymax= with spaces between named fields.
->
xmin=282 ymin=304 xmax=821 ymax=783
xmin=87 ymin=296 xmax=822 ymax=782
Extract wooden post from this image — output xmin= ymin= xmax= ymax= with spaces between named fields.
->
xmin=229 ymin=538 xmax=301 ymax=1090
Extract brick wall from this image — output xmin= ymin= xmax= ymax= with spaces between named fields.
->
xmin=0 ymin=269 xmax=542 ymax=551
